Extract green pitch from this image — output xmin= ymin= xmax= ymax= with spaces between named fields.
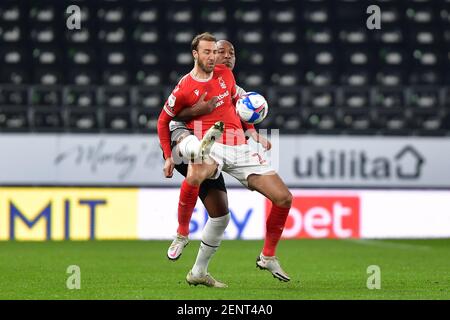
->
xmin=0 ymin=239 xmax=449 ymax=300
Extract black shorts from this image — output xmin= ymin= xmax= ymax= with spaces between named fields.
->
xmin=174 ymin=163 xmax=227 ymax=202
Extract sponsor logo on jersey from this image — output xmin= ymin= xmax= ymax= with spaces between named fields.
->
xmin=194 ymin=89 xmax=199 ymax=96
xmin=216 ymin=90 xmax=229 ymax=100
xmin=214 ymin=90 xmax=230 ymax=108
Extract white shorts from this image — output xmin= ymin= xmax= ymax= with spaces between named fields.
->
xmin=208 ymin=143 xmax=275 ymax=188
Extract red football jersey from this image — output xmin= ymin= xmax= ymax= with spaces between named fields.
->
xmin=163 ymin=64 xmax=246 ymax=143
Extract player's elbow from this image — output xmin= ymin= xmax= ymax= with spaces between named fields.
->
xmin=158 ymin=109 xmax=170 ymax=123
xmin=157 ymin=110 xmax=172 ymax=132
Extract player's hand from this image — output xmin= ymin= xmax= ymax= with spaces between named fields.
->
xmin=164 ymin=157 xmax=175 ymax=178
xmin=193 ymin=92 xmax=218 ymax=116
xmin=258 ymin=135 xmax=272 ymax=151
xmin=250 ymin=131 xmax=272 ymax=151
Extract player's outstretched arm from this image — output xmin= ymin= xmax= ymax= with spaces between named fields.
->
xmin=241 ymin=121 xmax=272 ymax=150
xmin=157 ymin=109 xmax=175 ymax=177
xmin=252 ymin=131 xmax=272 ymax=150
xmin=248 ymin=128 xmax=272 ymax=151
xmin=173 ymin=92 xmax=218 ymax=122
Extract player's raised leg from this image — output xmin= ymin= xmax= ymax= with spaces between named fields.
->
xmin=247 ymin=173 xmax=292 ymax=282
xmin=176 ymin=121 xmax=224 ymax=161
xmin=167 ymin=122 xmax=224 ymax=261
xmin=198 ymin=121 xmax=224 ymax=159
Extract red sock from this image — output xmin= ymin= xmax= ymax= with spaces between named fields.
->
xmin=177 ymin=180 xmax=200 ymax=236
xmin=263 ymin=203 xmax=290 ymax=256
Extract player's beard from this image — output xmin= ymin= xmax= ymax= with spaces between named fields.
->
xmin=198 ymin=59 xmax=215 ymax=74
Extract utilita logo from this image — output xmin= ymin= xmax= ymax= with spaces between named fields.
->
xmin=268 ymin=196 xmax=360 ymax=239
xmin=294 ymin=145 xmax=425 ymax=180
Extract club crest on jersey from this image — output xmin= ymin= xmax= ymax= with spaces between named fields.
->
xmin=218 ymin=77 xmax=227 ymax=89
xmin=194 ymin=89 xmax=199 ymax=96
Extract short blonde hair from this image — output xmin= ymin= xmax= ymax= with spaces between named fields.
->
xmin=191 ymin=32 xmax=216 ymax=51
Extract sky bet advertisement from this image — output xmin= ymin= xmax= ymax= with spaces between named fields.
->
xmin=1 ymin=188 xmax=450 ymax=241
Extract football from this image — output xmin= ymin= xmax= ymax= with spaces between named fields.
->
xmin=235 ymin=92 xmax=269 ymax=124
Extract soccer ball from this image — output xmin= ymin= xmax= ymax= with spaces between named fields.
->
xmin=235 ymin=92 xmax=269 ymax=124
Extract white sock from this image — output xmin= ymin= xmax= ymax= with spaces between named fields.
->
xmin=192 ymin=213 xmax=230 ymax=276
xmin=178 ymin=135 xmax=201 ymax=159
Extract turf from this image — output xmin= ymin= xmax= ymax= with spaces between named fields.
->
xmin=0 ymin=239 xmax=449 ymax=300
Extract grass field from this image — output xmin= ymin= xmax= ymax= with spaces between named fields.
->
xmin=0 ymin=239 xmax=449 ymax=300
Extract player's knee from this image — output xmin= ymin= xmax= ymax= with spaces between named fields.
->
xmin=186 ymin=168 xmax=209 ymax=186
xmin=186 ymin=174 xmax=203 ymax=186
xmin=274 ymin=191 xmax=292 ymax=208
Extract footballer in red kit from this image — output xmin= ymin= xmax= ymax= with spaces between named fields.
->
xmin=164 ymin=40 xmax=266 ymax=265
xmin=160 ymin=64 xmax=246 ymax=153
xmin=157 ymin=33 xmax=292 ymax=288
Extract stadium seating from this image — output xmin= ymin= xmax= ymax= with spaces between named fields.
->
xmin=0 ymin=0 xmax=449 ymax=135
